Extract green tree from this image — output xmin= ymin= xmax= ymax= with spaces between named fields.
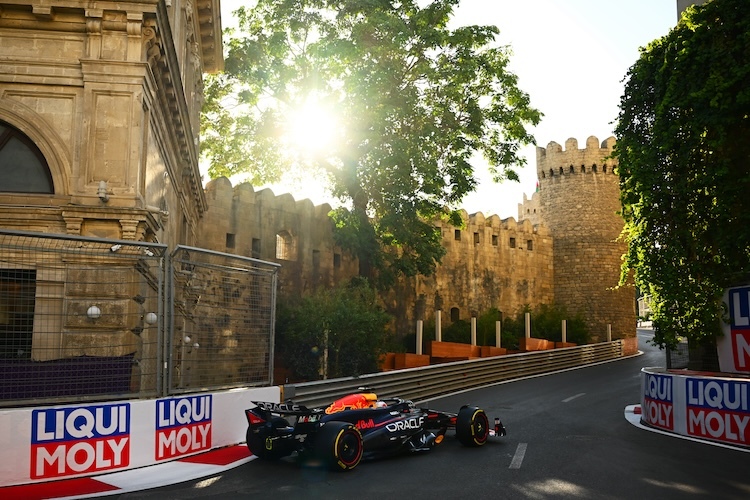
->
xmin=275 ymin=278 xmax=392 ymax=380
xmin=615 ymin=0 xmax=750 ymax=351
xmin=500 ymin=304 xmax=588 ymax=350
xmin=202 ymin=0 xmax=541 ymax=285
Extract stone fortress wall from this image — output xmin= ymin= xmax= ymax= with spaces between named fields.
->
xmin=201 ymin=135 xmax=635 ymax=341
xmin=524 ymin=136 xmax=634 ymax=341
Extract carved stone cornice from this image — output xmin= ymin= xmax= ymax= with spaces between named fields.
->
xmin=195 ymin=0 xmax=223 ymax=73
xmin=145 ymin=5 xmax=208 ymax=216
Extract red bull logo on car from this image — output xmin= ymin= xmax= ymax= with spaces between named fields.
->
xmin=686 ymin=378 xmax=750 ymax=445
xmin=642 ymin=373 xmax=673 ymax=431
xmin=155 ymin=395 xmax=212 ymax=460
xmin=31 ymin=403 xmax=130 ymax=479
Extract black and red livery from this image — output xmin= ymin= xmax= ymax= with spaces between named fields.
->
xmin=244 ymin=391 xmax=506 ymax=471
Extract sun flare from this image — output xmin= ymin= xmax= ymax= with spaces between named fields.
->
xmin=285 ymin=97 xmax=339 ymax=154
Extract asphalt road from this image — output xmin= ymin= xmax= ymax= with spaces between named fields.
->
xmin=119 ymin=330 xmax=750 ymax=500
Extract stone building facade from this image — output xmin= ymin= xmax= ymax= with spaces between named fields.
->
xmin=0 ymin=1 xmax=222 ymax=364
xmin=0 ymin=0 xmax=220 ymax=243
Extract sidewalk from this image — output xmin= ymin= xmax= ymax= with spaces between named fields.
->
xmin=0 ymin=445 xmax=254 ymax=500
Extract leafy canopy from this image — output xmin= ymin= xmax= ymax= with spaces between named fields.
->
xmin=202 ymin=0 xmax=541 ymax=284
xmin=615 ymin=0 xmax=750 ymax=348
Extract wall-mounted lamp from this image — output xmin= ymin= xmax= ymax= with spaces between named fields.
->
xmin=97 ymin=180 xmax=109 ymax=203
xmin=87 ymin=305 xmax=102 ymax=320
xmin=144 ymin=312 xmax=158 ymax=325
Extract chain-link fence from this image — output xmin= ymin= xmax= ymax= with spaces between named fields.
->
xmin=168 ymin=246 xmax=279 ymax=393
xmin=0 ymin=231 xmax=278 ymax=408
xmin=666 ymin=338 xmax=689 ymax=369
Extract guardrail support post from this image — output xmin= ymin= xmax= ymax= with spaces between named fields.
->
xmin=416 ymin=320 xmax=424 ymax=355
xmin=525 ymin=312 xmax=531 ymax=338
xmin=607 ymin=324 xmax=612 ymax=342
xmin=562 ymin=319 xmax=567 ymax=343
xmin=496 ymin=320 xmax=502 ymax=348
xmin=435 ymin=310 xmax=442 ymax=342
xmin=471 ymin=317 xmax=477 ymax=346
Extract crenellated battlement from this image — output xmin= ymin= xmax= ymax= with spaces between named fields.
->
xmin=530 ymin=135 xmax=633 ymax=343
xmin=196 ymin=140 xmax=632 ymax=343
xmin=537 ymin=135 xmax=617 ymax=180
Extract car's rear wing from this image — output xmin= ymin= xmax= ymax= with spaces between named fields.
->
xmin=250 ymin=401 xmax=323 ymax=416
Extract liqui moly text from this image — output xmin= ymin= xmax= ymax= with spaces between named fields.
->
xmin=642 ymin=373 xmax=674 ymax=431
xmin=728 ymin=287 xmax=750 ymax=372
xmin=31 ymin=404 xmax=131 ymax=479
xmin=155 ymin=395 xmax=212 ymax=460
xmin=686 ymin=378 xmax=750 ymax=445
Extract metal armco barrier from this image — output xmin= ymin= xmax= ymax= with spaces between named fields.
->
xmin=286 ymin=340 xmax=628 ymax=407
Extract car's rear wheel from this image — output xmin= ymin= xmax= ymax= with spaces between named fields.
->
xmin=456 ymin=406 xmax=490 ymax=447
xmin=314 ymin=421 xmax=363 ymax=471
xmin=246 ymin=416 xmax=293 ymax=460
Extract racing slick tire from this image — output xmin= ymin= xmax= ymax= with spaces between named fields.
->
xmin=456 ymin=406 xmax=490 ymax=447
xmin=246 ymin=416 xmax=294 ymax=460
xmin=314 ymin=421 xmax=363 ymax=471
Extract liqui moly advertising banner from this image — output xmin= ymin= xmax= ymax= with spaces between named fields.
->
xmin=641 ymin=368 xmax=750 ymax=448
xmin=641 ymin=372 xmax=674 ymax=431
xmin=0 ymin=386 xmax=279 ymax=487
xmin=685 ymin=377 xmax=750 ymax=446
xmin=718 ymin=285 xmax=750 ymax=374
xmin=31 ymin=403 xmax=131 ymax=479
xmin=155 ymin=395 xmax=212 ymax=460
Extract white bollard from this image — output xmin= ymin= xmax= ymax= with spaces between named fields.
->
xmin=525 ymin=312 xmax=531 ymax=338
xmin=435 ymin=310 xmax=442 ymax=342
xmin=416 ymin=319 xmax=424 ymax=355
xmin=471 ymin=317 xmax=477 ymax=346
xmin=496 ymin=320 xmax=502 ymax=348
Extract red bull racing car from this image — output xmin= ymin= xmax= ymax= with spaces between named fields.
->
xmin=244 ymin=391 xmax=506 ymax=471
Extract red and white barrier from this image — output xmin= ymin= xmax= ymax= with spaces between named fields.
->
xmin=641 ymin=367 xmax=750 ymax=448
xmin=0 ymin=386 xmax=279 ymax=488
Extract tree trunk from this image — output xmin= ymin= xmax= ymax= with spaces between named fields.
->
xmin=687 ymin=336 xmax=720 ymax=371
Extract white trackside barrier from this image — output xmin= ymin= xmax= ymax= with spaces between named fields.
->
xmin=0 ymin=386 xmax=279 ymax=487
xmin=641 ymin=367 xmax=750 ymax=448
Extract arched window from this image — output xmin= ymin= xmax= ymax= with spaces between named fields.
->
xmin=0 ymin=121 xmax=53 ymax=193
xmin=275 ymin=230 xmax=297 ymax=260
xmin=450 ymin=307 xmax=460 ymax=322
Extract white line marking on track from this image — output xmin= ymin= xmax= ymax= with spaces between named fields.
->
xmin=562 ymin=393 xmax=585 ymax=403
xmin=509 ymin=443 xmax=527 ymax=469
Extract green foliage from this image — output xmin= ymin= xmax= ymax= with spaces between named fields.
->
xmin=202 ymin=0 xmax=541 ymax=285
xmin=275 ymin=278 xmax=392 ymax=380
xmin=501 ymin=304 xmax=589 ymax=349
xmin=405 ymin=305 xmax=588 ymax=352
xmin=615 ymin=0 xmax=750 ymax=349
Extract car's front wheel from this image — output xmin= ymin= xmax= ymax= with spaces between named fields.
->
xmin=314 ymin=421 xmax=363 ymax=471
xmin=456 ymin=406 xmax=490 ymax=447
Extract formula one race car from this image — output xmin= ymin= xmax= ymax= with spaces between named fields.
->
xmin=244 ymin=391 xmax=506 ymax=471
